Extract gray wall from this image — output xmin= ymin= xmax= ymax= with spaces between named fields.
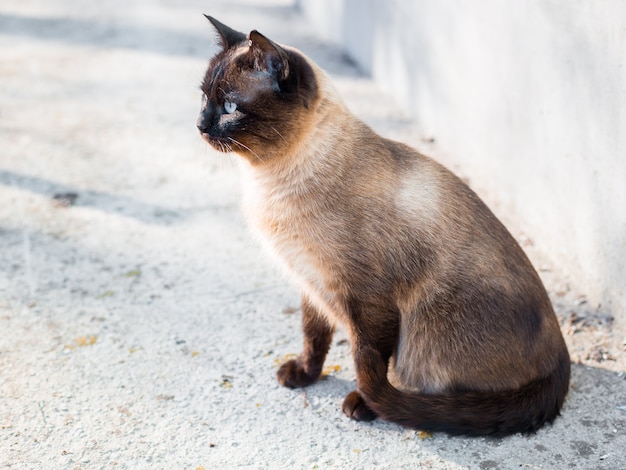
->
xmin=298 ymin=0 xmax=626 ymax=329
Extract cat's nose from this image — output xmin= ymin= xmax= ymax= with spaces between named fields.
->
xmin=197 ymin=112 xmax=211 ymax=134
xmin=197 ymin=100 xmax=217 ymax=134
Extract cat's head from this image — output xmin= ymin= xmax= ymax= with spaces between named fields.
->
xmin=197 ymin=16 xmax=319 ymax=164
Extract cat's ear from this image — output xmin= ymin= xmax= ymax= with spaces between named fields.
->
xmin=248 ymin=30 xmax=290 ymax=81
xmin=204 ymin=15 xmax=247 ymax=50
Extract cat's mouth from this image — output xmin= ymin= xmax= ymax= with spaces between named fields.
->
xmin=200 ymin=133 xmax=234 ymax=153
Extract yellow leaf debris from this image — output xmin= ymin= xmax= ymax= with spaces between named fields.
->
xmin=322 ymin=364 xmax=341 ymax=376
xmin=220 ymin=375 xmax=233 ymax=389
xmin=273 ymin=353 xmax=298 ymax=367
xmin=73 ymin=335 xmax=97 ymax=347
xmin=124 ymin=269 xmax=141 ymax=277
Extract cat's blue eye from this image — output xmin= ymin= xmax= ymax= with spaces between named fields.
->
xmin=224 ymin=101 xmax=237 ymax=114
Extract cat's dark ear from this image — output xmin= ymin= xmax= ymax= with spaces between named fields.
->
xmin=204 ymin=15 xmax=246 ymax=49
xmin=248 ymin=30 xmax=290 ymax=81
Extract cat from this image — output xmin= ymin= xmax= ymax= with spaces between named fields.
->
xmin=197 ymin=16 xmax=570 ymax=436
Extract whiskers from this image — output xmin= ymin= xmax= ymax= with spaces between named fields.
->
xmin=203 ymin=135 xmax=232 ymax=153
xmin=216 ymin=140 xmax=233 ymax=153
xmin=201 ymin=132 xmax=264 ymax=163
xmin=270 ymin=126 xmax=287 ymax=143
xmin=228 ymin=137 xmax=263 ymax=162
xmin=200 ymin=132 xmax=234 ymax=154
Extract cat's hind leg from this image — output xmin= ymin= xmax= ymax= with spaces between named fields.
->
xmin=277 ymin=297 xmax=334 ymax=388
xmin=341 ymin=299 xmax=401 ymax=422
xmin=342 ymin=390 xmax=377 ymax=421
xmin=353 ymin=344 xmax=570 ymax=436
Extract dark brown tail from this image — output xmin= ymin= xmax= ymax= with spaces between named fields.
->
xmin=356 ymin=347 xmax=571 ymax=437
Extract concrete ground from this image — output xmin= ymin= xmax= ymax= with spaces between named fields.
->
xmin=0 ymin=0 xmax=624 ymax=468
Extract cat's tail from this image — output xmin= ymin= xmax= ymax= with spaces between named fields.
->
xmin=355 ymin=346 xmax=570 ymax=437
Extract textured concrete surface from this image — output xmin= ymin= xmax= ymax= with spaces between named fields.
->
xmin=1 ymin=1 xmax=625 ymax=468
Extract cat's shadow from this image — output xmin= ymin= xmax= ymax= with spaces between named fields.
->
xmin=286 ymin=373 xmax=405 ymax=433
xmin=281 ymin=363 xmax=626 ymax=459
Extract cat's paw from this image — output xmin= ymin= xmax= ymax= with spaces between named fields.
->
xmin=342 ymin=390 xmax=377 ymax=422
xmin=276 ymin=359 xmax=319 ymax=388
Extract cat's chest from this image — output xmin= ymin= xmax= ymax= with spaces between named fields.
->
xmin=242 ymin=174 xmax=329 ymax=266
xmin=240 ymin=166 xmax=346 ymax=316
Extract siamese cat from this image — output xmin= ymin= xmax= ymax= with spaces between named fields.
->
xmin=197 ymin=16 xmax=570 ymax=436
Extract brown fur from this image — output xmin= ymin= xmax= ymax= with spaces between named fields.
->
xmin=198 ymin=17 xmax=570 ymax=436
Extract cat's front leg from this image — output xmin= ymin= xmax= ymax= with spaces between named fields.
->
xmin=277 ymin=297 xmax=334 ymax=388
